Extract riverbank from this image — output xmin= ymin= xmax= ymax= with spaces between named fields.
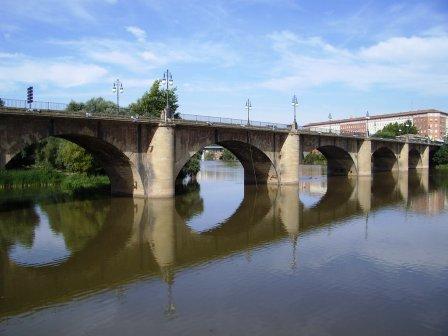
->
xmin=0 ymin=169 xmax=110 ymax=195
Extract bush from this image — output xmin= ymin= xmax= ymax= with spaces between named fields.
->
xmin=221 ymin=149 xmax=237 ymax=161
xmin=303 ymin=152 xmax=327 ymax=165
xmin=434 ymin=145 xmax=448 ymax=166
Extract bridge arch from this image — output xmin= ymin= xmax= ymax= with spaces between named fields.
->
xmin=301 ymin=140 xmax=357 ymax=176
xmin=372 ymin=146 xmax=398 ymax=172
xmin=3 ymin=134 xmax=144 ymax=196
xmin=175 ymin=140 xmax=278 ymax=185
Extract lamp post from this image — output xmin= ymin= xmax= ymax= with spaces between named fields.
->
xmin=245 ymin=99 xmax=252 ymax=126
xmin=112 ymin=79 xmax=124 ymax=114
xmin=365 ymin=110 xmax=370 ymax=137
xmin=328 ymin=113 xmax=333 ymax=133
xmin=291 ymin=94 xmax=298 ymax=130
xmin=161 ymin=69 xmax=173 ymax=122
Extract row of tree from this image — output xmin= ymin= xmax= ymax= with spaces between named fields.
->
xmin=66 ymin=80 xmax=179 ymax=118
xmin=374 ymin=120 xmax=418 ymax=138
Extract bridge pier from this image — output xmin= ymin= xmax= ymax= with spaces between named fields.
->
xmin=278 ymin=132 xmax=300 ymax=184
xmin=399 ymin=143 xmax=409 ymax=172
xmin=147 ymin=124 xmax=176 ymax=198
xmin=357 ymin=139 xmax=372 ymax=176
xmin=421 ymin=146 xmax=430 ymax=169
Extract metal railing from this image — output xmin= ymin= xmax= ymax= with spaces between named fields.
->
xmin=1 ymin=98 xmax=68 ymax=111
xmin=0 ymin=97 xmax=440 ymax=144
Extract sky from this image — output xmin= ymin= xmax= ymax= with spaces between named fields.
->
xmin=0 ymin=0 xmax=447 ymax=124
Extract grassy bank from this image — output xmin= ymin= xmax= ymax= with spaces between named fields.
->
xmin=0 ymin=169 xmax=110 ymax=195
xmin=436 ymin=164 xmax=448 ymax=171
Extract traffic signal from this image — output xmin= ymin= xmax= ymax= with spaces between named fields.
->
xmin=27 ymin=86 xmax=33 ymax=105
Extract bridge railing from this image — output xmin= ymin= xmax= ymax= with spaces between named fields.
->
xmin=0 ymin=97 xmax=440 ymax=144
xmin=178 ymin=113 xmax=290 ymax=129
xmin=1 ymin=98 xmax=68 ymax=111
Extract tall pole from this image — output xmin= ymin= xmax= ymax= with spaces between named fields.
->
xmin=292 ymin=94 xmax=298 ymax=130
xmin=328 ymin=113 xmax=332 ymax=133
xmin=161 ymin=69 xmax=173 ymax=122
xmin=365 ymin=110 xmax=370 ymax=137
xmin=245 ymin=99 xmax=252 ymax=126
xmin=112 ymin=79 xmax=123 ymax=115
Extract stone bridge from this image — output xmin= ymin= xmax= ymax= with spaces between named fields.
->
xmin=0 ymin=109 xmax=440 ymax=197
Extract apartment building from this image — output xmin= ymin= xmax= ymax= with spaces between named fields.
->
xmin=304 ymin=109 xmax=448 ymax=141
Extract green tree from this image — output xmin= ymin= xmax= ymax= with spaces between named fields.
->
xmin=178 ymin=152 xmax=201 ymax=180
xmin=221 ymin=149 xmax=237 ymax=161
xmin=129 ymin=80 xmax=179 ymax=118
xmin=303 ymin=152 xmax=327 ymax=165
xmin=66 ymin=97 xmax=116 ymax=114
xmin=57 ymin=141 xmax=99 ymax=174
xmin=35 ymin=137 xmax=63 ymax=169
xmin=375 ymin=120 xmax=418 ymax=138
xmin=66 ymin=100 xmax=85 ymax=112
xmin=0 ymin=98 xmax=4 ymax=107
xmin=433 ymin=145 xmax=448 ymax=166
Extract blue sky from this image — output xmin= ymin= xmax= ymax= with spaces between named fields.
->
xmin=0 ymin=0 xmax=447 ymax=124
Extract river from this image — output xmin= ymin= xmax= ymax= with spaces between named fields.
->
xmin=1 ymin=161 xmax=448 ymax=335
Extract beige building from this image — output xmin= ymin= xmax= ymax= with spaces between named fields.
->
xmin=304 ymin=109 xmax=448 ymax=141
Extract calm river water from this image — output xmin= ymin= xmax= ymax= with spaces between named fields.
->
xmin=1 ymin=161 xmax=448 ymax=335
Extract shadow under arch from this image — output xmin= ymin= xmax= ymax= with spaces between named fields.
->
xmin=175 ymin=141 xmax=278 ymax=185
xmin=5 ymin=134 xmax=143 ymax=196
xmin=372 ymin=146 xmax=398 ymax=172
xmin=409 ymin=148 xmax=422 ymax=169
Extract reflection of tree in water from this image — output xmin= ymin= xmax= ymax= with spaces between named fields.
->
xmin=175 ymin=181 xmax=204 ymax=221
xmin=0 ymin=203 xmax=39 ymax=248
xmin=40 ymin=199 xmax=110 ymax=252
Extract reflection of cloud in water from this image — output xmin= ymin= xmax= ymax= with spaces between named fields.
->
xmin=186 ymin=161 xmax=244 ymax=233
xmin=9 ymin=205 xmax=70 ymax=266
xmin=298 ymin=177 xmax=327 ymax=208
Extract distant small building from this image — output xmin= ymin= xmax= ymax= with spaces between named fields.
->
xmin=202 ymin=145 xmax=224 ymax=160
xmin=304 ymin=109 xmax=448 ymax=141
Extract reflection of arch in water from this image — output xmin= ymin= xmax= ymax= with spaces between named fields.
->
xmin=298 ymin=178 xmax=327 ymax=208
xmin=3 ymin=174 xmax=430 ymax=319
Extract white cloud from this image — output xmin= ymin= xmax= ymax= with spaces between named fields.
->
xmin=126 ymin=26 xmax=147 ymax=43
xmin=262 ymin=31 xmax=448 ymax=95
xmin=51 ymin=36 xmax=239 ymax=72
xmin=0 ymin=56 xmax=108 ymax=87
xmin=359 ymin=36 xmax=448 ymax=63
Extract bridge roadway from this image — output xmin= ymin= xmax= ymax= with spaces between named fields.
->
xmin=0 ymin=171 xmax=438 ymax=318
xmin=0 ymin=107 xmax=441 ymax=198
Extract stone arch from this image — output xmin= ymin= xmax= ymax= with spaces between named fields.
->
xmin=175 ymin=140 xmax=279 ymax=185
xmin=409 ymin=148 xmax=422 ymax=169
xmin=3 ymin=134 xmax=143 ymax=196
xmin=372 ymin=146 xmax=398 ymax=172
xmin=316 ymin=145 xmax=357 ymax=176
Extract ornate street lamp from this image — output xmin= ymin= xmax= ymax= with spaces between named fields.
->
xmin=161 ymin=69 xmax=174 ymax=122
xmin=112 ymin=79 xmax=124 ymax=114
xmin=328 ymin=113 xmax=333 ymax=133
xmin=245 ymin=99 xmax=252 ymax=126
xmin=291 ymin=94 xmax=298 ymax=130
xmin=366 ymin=110 xmax=370 ymax=137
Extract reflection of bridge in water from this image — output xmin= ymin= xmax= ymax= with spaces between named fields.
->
xmin=0 ymin=170 xmax=444 ymax=318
